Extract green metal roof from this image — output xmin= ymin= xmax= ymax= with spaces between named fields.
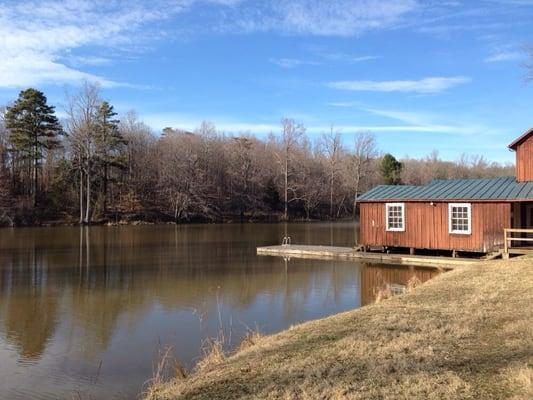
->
xmin=358 ymin=176 xmax=533 ymax=202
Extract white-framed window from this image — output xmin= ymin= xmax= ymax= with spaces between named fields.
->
xmin=449 ymin=203 xmax=471 ymax=235
xmin=386 ymin=203 xmax=405 ymax=232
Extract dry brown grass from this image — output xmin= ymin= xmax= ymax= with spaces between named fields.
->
xmin=196 ymin=338 xmax=226 ymax=372
xmin=144 ymin=347 xmax=187 ymax=399
xmin=373 ymin=285 xmax=393 ymax=303
xmin=239 ymin=329 xmax=265 ymax=352
xmin=406 ymin=274 xmax=422 ymax=291
xmin=146 ymin=256 xmax=533 ymax=400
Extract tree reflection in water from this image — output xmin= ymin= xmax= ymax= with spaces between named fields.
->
xmin=0 ymin=223 xmax=440 ymax=400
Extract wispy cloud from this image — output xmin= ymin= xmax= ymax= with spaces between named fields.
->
xmin=327 ymin=76 xmax=471 ymax=94
xmin=360 ymin=107 xmax=504 ymax=136
xmin=403 ymin=1 xmax=533 ymax=40
xmin=219 ymin=0 xmax=419 ymax=36
xmin=484 ymin=0 xmax=533 ymax=5
xmin=328 ymin=54 xmax=380 ymax=63
xmin=142 ymin=106 xmax=501 ymax=138
xmin=484 ymin=50 xmax=524 ymax=63
xmin=0 ymin=52 xmax=121 ymax=88
xmin=274 ymin=0 xmax=418 ymax=36
xmin=0 ymin=0 xmax=416 ymax=88
xmin=64 ymin=55 xmax=114 ymax=67
xmin=269 ymin=58 xmax=321 ymax=68
xmin=0 ymin=0 xmax=198 ymax=88
xmin=142 ymin=112 xmax=280 ymax=133
xmin=327 ymin=101 xmax=363 ymax=108
xmin=272 ymin=46 xmax=380 ymax=69
xmin=309 ymin=47 xmax=381 ymax=64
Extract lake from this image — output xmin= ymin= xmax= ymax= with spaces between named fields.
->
xmin=0 ymin=223 xmax=440 ymax=400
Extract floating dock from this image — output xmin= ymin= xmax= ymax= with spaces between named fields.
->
xmin=257 ymin=245 xmax=484 ymax=268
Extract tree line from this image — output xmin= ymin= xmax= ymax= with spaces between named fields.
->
xmin=0 ymin=84 xmax=514 ymax=226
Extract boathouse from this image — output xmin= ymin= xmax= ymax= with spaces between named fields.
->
xmin=357 ymin=129 xmax=533 ymax=254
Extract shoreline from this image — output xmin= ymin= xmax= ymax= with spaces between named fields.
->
xmin=145 ymin=256 xmax=532 ymax=400
xmin=0 ymin=216 xmax=358 ymax=229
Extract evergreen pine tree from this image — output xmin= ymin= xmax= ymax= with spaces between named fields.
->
xmin=95 ymin=101 xmax=126 ymax=214
xmin=381 ymin=153 xmax=403 ymax=185
xmin=5 ymin=88 xmax=62 ymax=206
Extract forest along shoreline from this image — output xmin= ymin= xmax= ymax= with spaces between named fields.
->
xmin=145 ymin=256 xmax=532 ymax=400
xmin=0 ymin=214 xmax=357 ymax=228
xmin=0 ymin=86 xmax=515 ymax=228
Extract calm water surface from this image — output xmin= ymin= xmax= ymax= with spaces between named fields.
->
xmin=0 ymin=223 xmax=439 ymax=400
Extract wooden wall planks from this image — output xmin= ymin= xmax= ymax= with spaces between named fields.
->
xmin=359 ymin=202 xmax=511 ymax=252
xmin=516 ymin=134 xmax=533 ymax=182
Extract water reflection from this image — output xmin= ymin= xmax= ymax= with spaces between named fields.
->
xmin=0 ymin=224 xmax=439 ymax=400
xmin=361 ymin=264 xmax=439 ymax=305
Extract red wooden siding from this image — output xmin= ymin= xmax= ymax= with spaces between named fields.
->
xmin=359 ymin=202 xmax=511 ymax=252
xmin=516 ymin=134 xmax=533 ymax=182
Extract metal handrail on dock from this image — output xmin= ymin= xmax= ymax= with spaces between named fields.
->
xmin=504 ymin=228 xmax=533 ymax=253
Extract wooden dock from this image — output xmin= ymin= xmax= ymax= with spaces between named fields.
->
xmin=257 ymin=245 xmax=484 ymax=268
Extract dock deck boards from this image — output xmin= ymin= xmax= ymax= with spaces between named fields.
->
xmin=257 ymin=245 xmax=483 ymax=267
xmin=508 ymin=247 xmax=533 ymax=255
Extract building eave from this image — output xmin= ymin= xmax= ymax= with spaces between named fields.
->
xmin=508 ymin=128 xmax=533 ymax=151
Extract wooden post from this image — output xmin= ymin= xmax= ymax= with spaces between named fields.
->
xmin=409 ymin=247 xmax=415 ymax=255
xmin=504 ymin=228 xmax=508 ymax=254
xmin=452 ymin=250 xmax=457 ymax=258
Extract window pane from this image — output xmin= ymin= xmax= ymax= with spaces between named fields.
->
xmin=450 ymin=205 xmax=470 ymax=233
xmin=387 ymin=205 xmax=404 ymax=230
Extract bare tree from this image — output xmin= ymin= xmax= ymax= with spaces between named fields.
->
xmin=157 ymin=129 xmax=195 ymax=221
xmin=321 ymin=126 xmax=343 ymax=219
xmin=344 ymin=132 xmax=377 ymax=218
xmin=228 ymin=136 xmax=261 ymax=219
xmin=0 ymin=84 xmax=521 ymax=225
xmin=273 ymin=118 xmax=305 ymax=221
xmin=297 ymin=142 xmax=326 ymax=220
xmin=119 ymin=111 xmax=157 ymax=212
xmin=65 ymin=83 xmax=101 ymax=224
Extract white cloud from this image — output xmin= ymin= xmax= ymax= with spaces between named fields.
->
xmin=484 ymin=50 xmax=524 ymax=63
xmin=364 ymin=108 xmax=436 ymax=125
xmin=484 ymin=0 xmax=533 ymax=5
xmin=307 ymin=47 xmax=381 ymax=63
xmin=273 ymin=0 xmax=418 ymax=36
xmin=327 ymin=76 xmax=471 ymax=94
xmin=327 ymin=101 xmax=363 ymax=108
xmin=142 ymin=107 xmax=500 ymax=138
xmin=271 ymin=48 xmax=380 ymax=69
xmin=65 ymin=55 xmax=114 ymax=67
xmin=0 ymin=52 xmax=118 ymax=88
xmin=224 ymin=0 xmax=419 ymax=36
xmin=333 ymin=55 xmax=380 ymax=63
xmin=360 ymin=107 xmax=504 ymax=136
xmin=323 ymin=104 xmax=504 ymax=137
xmin=0 ymin=0 xmax=194 ymax=88
xmin=269 ymin=58 xmax=321 ymax=68
xmin=0 ymin=0 xmax=426 ymax=88
xmin=142 ymin=112 xmax=280 ymax=133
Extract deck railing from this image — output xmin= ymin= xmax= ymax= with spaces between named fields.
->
xmin=503 ymin=228 xmax=533 ymax=253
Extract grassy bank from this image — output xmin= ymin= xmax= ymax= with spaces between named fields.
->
xmin=147 ymin=257 xmax=532 ymax=400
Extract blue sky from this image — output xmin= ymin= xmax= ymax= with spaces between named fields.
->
xmin=1 ymin=0 xmax=532 ymax=162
